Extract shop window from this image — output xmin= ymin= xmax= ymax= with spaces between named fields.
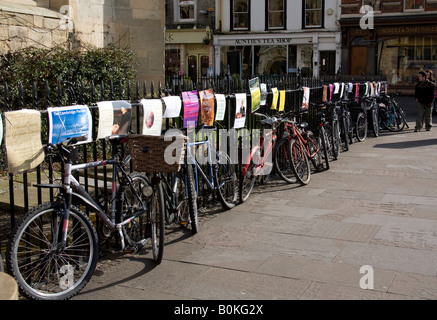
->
xmin=378 ymin=37 xmax=437 ymax=86
xmin=165 ymin=49 xmax=181 ymax=78
xmin=175 ymin=0 xmax=197 ymax=23
xmin=304 ymin=0 xmax=322 ymax=28
xmin=267 ymin=0 xmax=285 ymax=30
xmin=404 ymin=0 xmax=424 ymax=11
xmin=232 ymin=0 xmax=250 ymax=30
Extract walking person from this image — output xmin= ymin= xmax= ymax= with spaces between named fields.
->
xmin=414 ymin=71 xmax=434 ymax=132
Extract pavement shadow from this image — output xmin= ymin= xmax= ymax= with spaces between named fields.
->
xmin=374 ymin=138 xmax=437 ymax=149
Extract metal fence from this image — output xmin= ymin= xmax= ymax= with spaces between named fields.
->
xmin=0 ymin=72 xmax=388 ymax=249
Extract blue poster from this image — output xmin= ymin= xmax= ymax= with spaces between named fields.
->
xmin=48 ymin=105 xmax=92 ymax=145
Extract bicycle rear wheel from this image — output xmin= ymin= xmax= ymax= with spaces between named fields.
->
xmin=215 ymin=152 xmax=238 ymax=209
xmin=274 ymin=137 xmax=297 ymax=184
xmin=370 ymin=107 xmax=379 ymax=137
xmin=150 ymin=180 xmax=165 ymax=265
xmin=319 ymin=126 xmax=330 ymax=170
xmin=289 ymin=139 xmax=311 ymax=185
xmin=6 ymin=202 xmax=98 ymax=300
xmin=239 ymin=159 xmax=257 ymax=203
xmin=356 ymin=112 xmax=368 ymax=142
xmin=331 ymin=119 xmax=341 ymax=159
xmin=178 ymin=164 xmax=198 ymax=234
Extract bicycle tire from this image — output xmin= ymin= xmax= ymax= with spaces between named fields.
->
xmin=289 ymin=139 xmax=311 ymax=185
xmin=179 ymin=164 xmax=199 ymax=234
xmin=6 ymin=202 xmax=98 ymax=300
xmin=239 ymin=159 xmax=257 ymax=203
xmin=356 ymin=112 xmax=368 ymax=142
xmin=307 ymin=131 xmax=323 ymax=172
xmin=150 ymin=181 xmax=165 ymax=265
xmin=274 ymin=137 xmax=297 ymax=184
xmin=117 ymin=172 xmax=152 ymax=246
xmin=371 ymin=107 xmax=379 ymax=137
xmin=215 ymin=152 xmax=238 ymax=209
xmin=332 ymin=119 xmax=341 ymax=159
xmin=387 ymin=109 xmax=406 ymax=132
xmin=319 ymin=126 xmax=330 ymax=170
xmin=341 ymin=116 xmax=349 ymax=151
xmin=0 ymin=253 xmax=4 ymax=273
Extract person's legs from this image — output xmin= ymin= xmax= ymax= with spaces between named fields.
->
xmin=415 ymin=102 xmax=425 ymax=131
xmin=424 ymin=104 xmax=432 ymax=131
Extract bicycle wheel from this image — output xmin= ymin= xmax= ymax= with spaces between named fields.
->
xmin=331 ymin=119 xmax=341 ymax=159
xmin=0 ymin=253 xmax=4 ymax=273
xmin=274 ymin=137 xmax=297 ymax=184
xmin=319 ymin=126 xmax=330 ymax=170
xmin=6 ymin=202 xmax=98 ymax=300
xmin=150 ymin=181 xmax=165 ymax=265
xmin=370 ymin=107 xmax=379 ymax=137
xmin=289 ymin=139 xmax=311 ymax=185
xmin=239 ymin=159 xmax=257 ymax=203
xmin=307 ymin=131 xmax=323 ymax=172
xmin=117 ymin=172 xmax=153 ymax=247
xmin=386 ymin=108 xmax=406 ymax=132
xmin=356 ymin=112 xmax=368 ymax=142
xmin=215 ymin=152 xmax=238 ymax=210
xmin=178 ymin=164 xmax=199 ymax=234
xmin=341 ymin=116 xmax=350 ymax=151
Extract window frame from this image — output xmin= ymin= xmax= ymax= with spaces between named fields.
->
xmin=302 ymin=0 xmax=324 ymax=29
xmin=265 ymin=0 xmax=286 ymax=30
xmin=404 ymin=0 xmax=424 ymax=12
xmin=174 ymin=0 xmax=197 ymax=24
xmin=231 ymin=0 xmax=251 ymax=31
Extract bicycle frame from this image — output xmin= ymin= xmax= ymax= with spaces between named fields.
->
xmin=284 ymin=122 xmax=318 ymax=160
xmin=241 ymin=128 xmax=276 ymax=176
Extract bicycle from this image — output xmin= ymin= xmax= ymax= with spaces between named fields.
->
xmin=338 ymin=100 xmax=353 ymax=151
xmin=6 ymin=134 xmax=165 ymax=300
xmin=279 ymin=109 xmax=329 ymax=185
xmin=349 ymin=100 xmax=368 ymax=142
xmin=186 ymin=126 xmax=238 ymax=210
xmin=239 ymin=112 xmax=283 ymax=202
xmin=320 ymin=101 xmax=341 ymax=160
xmin=362 ymin=96 xmax=380 ymax=137
xmin=378 ymin=92 xmax=409 ymax=132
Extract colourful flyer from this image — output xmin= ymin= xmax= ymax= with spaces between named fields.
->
xmin=141 ymin=99 xmax=163 ymax=136
xmin=234 ymin=93 xmax=247 ymax=129
xmin=302 ymin=87 xmax=310 ymax=111
xmin=215 ymin=93 xmax=226 ymax=121
xmin=199 ymin=89 xmax=215 ymax=126
xmin=271 ymin=88 xmax=279 ymax=110
xmin=279 ymin=90 xmax=286 ymax=112
xmin=182 ymin=91 xmax=200 ymax=127
xmin=249 ymin=77 xmax=261 ymax=113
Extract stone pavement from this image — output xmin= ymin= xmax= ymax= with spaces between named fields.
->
xmin=74 ymin=96 xmax=437 ymax=301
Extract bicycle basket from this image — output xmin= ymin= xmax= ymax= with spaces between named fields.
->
xmin=128 ymin=134 xmax=187 ymax=173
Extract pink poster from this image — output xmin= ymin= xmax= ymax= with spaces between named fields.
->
xmin=182 ymin=91 xmax=199 ymax=128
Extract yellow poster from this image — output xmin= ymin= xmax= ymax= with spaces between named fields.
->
xmin=4 ymin=109 xmax=45 ymax=173
xmin=271 ymin=88 xmax=279 ymax=110
xmin=279 ymin=90 xmax=286 ymax=112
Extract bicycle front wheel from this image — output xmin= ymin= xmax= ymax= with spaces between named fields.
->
xmin=178 ymin=164 xmax=199 ymax=234
xmin=6 ymin=202 xmax=99 ymax=300
xmin=274 ymin=137 xmax=297 ymax=184
xmin=370 ymin=107 xmax=379 ymax=137
xmin=239 ymin=159 xmax=257 ymax=203
xmin=215 ymin=152 xmax=238 ymax=209
xmin=319 ymin=126 xmax=330 ymax=170
xmin=150 ymin=181 xmax=165 ymax=265
xmin=356 ymin=112 xmax=368 ymax=142
xmin=289 ymin=139 xmax=311 ymax=185
xmin=332 ymin=119 xmax=341 ymax=159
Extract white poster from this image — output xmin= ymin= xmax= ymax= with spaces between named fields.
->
xmin=96 ymin=100 xmax=132 ymax=138
xmin=162 ymin=96 xmax=182 ymax=118
xmin=97 ymin=101 xmax=114 ymax=139
xmin=215 ymin=94 xmax=226 ymax=121
xmin=141 ymin=99 xmax=163 ymax=136
xmin=234 ymin=93 xmax=247 ymax=129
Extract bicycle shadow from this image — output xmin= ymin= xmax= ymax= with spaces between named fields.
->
xmin=374 ymin=138 xmax=437 ymax=149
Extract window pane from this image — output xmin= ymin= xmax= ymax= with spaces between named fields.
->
xmin=305 ymin=0 xmax=322 ymax=27
xmin=268 ymin=0 xmax=284 ymax=29
xmin=234 ymin=0 xmax=249 ymax=29
xmin=179 ymin=0 xmax=195 ymax=20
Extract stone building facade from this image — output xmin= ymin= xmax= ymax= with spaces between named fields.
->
xmin=0 ymin=0 xmax=165 ymax=83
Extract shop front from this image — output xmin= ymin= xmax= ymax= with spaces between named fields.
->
xmin=214 ymin=32 xmax=341 ymax=78
xmin=341 ymin=20 xmax=437 ymax=94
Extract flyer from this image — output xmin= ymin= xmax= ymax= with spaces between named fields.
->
xmin=97 ymin=101 xmax=114 ymax=139
xmin=162 ymin=96 xmax=182 ymax=118
xmin=4 ymin=109 xmax=45 ymax=173
xmin=279 ymin=90 xmax=286 ymax=112
xmin=182 ymin=91 xmax=200 ymax=127
xmin=199 ymin=89 xmax=215 ymax=126
xmin=271 ymin=88 xmax=279 ymax=110
xmin=141 ymin=99 xmax=163 ymax=136
xmin=48 ymin=105 xmax=92 ymax=145
xmin=302 ymin=87 xmax=310 ymax=111
xmin=215 ymin=93 xmax=226 ymax=121
xmin=234 ymin=93 xmax=247 ymax=129
xmin=249 ymin=77 xmax=261 ymax=113
xmin=260 ymin=83 xmax=267 ymax=106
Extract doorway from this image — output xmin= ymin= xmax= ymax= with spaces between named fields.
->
xmin=350 ymin=46 xmax=367 ymax=75
xmin=320 ymin=51 xmax=336 ymax=75
xmin=188 ymin=55 xmax=209 ymax=81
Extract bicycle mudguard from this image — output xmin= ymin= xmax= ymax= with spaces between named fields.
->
xmin=241 ymin=145 xmax=261 ymax=175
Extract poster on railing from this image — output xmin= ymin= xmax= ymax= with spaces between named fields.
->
xmin=141 ymin=99 xmax=163 ymax=136
xmin=182 ymin=91 xmax=199 ymax=127
xmin=301 ymin=87 xmax=310 ymax=111
xmin=48 ymin=105 xmax=92 ymax=145
xmin=0 ymin=112 xmax=3 ymax=146
xmin=234 ymin=93 xmax=247 ymax=129
xmin=260 ymin=83 xmax=267 ymax=106
xmin=199 ymin=88 xmax=215 ymax=126
xmin=162 ymin=96 xmax=182 ymax=118
xmin=279 ymin=90 xmax=286 ymax=112
xmin=4 ymin=109 xmax=45 ymax=173
xmin=271 ymin=88 xmax=279 ymax=110
xmin=215 ymin=93 xmax=226 ymax=121
xmin=323 ymin=85 xmax=328 ymax=102
xmin=249 ymin=77 xmax=261 ymax=113
xmin=329 ymin=84 xmax=334 ymax=101
xmin=96 ymin=101 xmax=132 ymax=138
